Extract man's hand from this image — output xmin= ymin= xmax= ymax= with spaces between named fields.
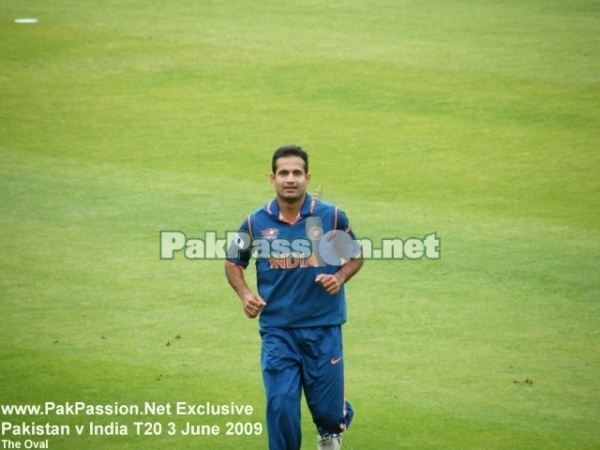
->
xmin=242 ymin=293 xmax=266 ymax=319
xmin=315 ymin=274 xmax=342 ymax=295
xmin=315 ymin=256 xmax=364 ymax=295
xmin=225 ymin=262 xmax=266 ymax=319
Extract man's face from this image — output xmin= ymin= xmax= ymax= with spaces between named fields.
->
xmin=270 ymin=156 xmax=311 ymax=203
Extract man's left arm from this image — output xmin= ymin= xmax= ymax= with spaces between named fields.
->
xmin=316 ymin=254 xmax=363 ymax=295
xmin=316 ymin=207 xmax=363 ymax=294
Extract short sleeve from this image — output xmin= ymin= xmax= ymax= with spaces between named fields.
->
xmin=226 ymin=216 xmax=253 ymax=269
xmin=332 ymin=208 xmax=361 ymax=260
xmin=336 ymin=208 xmax=357 ymax=240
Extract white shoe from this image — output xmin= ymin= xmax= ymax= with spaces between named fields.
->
xmin=317 ymin=433 xmax=342 ymax=450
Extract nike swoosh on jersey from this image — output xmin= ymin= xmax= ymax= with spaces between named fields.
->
xmin=331 ymin=357 xmax=342 ymax=365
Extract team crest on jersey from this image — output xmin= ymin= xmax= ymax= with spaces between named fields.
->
xmin=308 ymin=226 xmax=323 ymax=240
xmin=261 ymin=228 xmax=279 ymax=241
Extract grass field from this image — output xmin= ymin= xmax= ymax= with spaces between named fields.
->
xmin=1 ymin=1 xmax=599 ymax=449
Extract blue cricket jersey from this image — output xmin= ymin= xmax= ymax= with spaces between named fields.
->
xmin=226 ymin=194 xmax=359 ymax=329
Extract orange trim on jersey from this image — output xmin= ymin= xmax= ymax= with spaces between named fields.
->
xmin=331 ymin=206 xmax=339 ymax=238
xmin=226 ymin=261 xmax=245 ymax=270
xmin=333 ymin=207 xmax=339 ymax=230
xmin=278 ymin=213 xmax=300 ymax=225
xmin=246 ymin=215 xmax=254 ymax=239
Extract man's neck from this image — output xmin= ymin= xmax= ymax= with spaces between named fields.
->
xmin=276 ymin=194 xmax=306 ymax=224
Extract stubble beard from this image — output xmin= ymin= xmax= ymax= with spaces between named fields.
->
xmin=278 ymin=187 xmax=306 ymax=204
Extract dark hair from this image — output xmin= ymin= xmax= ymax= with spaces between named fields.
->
xmin=272 ymin=145 xmax=309 ymax=174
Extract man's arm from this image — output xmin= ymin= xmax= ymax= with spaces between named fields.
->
xmin=315 ymin=256 xmax=364 ymax=295
xmin=224 ymin=261 xmax=266 ymax=319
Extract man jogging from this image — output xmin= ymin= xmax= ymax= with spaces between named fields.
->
xmin=225 ymin=145 xmax=363 ymax=450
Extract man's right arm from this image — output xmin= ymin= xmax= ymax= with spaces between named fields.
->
xmin=224 ymin=262 xmax=266 ymax=319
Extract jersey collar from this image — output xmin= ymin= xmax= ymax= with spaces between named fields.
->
xmin=265 ymin=194 xmax=316 ymax=223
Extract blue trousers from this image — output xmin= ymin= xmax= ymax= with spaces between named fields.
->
xmin=260 ymin=326 xmax=354 ymax=450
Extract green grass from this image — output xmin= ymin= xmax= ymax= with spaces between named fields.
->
xmin=1 ymin=0 xmax=599 ymax=448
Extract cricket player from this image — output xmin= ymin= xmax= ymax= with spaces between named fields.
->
xmin=225 ymin=145 xmax=363 ymax=450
